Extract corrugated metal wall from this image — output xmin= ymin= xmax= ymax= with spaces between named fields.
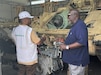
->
xmin=0 ymin=0 xmax=69 ymax=22
xmin=0 ymin=3 xmax=15 ymax=22
xmin=26 ymin=1 xmax=69 ymax=16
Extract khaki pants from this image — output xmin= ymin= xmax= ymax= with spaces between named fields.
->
xmin=18 ymin=63 xmax=37 ymax=75
xmin=68 ymin=64 xmax=85 ymax=75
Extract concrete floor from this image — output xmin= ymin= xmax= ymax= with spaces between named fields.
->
xmin=88 ymin=56 xmax=101 ymax=75
xmin=1 ymin=56 xmax=101 ymax=75
xmin=2 ymin=65 xmax=17 ymax=75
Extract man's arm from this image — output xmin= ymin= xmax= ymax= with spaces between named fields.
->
xmin=36 ymin=36 xmax=46 ymax=45
xmin=60 ymin=42 xmax=82 ymax=50
xmin=31 ymin=30 xmax=46 ymax=45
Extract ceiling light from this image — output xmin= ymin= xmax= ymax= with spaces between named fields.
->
xmin=50 ymin=0 xmax=65 ymax=2
xmin=31 ymin=0 xmax=65 ymax=5
xmin=31 ymin=0 xmax=45 ymax=5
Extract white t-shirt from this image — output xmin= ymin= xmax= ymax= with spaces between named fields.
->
xmin=11 ymin=25 xmax=39 ymax=65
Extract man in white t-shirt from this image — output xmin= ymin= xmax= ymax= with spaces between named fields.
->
xmin=11 ymin=11 xmax=45 ymax=75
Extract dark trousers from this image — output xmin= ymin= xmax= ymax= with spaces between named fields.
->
xmin=18 ymin=63 xmax=37 ymax=75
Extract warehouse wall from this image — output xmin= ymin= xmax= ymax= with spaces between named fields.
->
xmin=0 ymin=0 xmax=69 ymax=22
xmin=26 ymin=1 xmax=69 ymax=16
xmin=0 ymin=4 xmax=16 ymax=22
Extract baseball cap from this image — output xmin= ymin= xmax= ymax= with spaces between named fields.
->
xmin=19 ymin=11 xmax=34 ymax=19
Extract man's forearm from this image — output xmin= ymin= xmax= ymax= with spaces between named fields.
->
xmin=68 ymin=42 xmax=82 ymax=49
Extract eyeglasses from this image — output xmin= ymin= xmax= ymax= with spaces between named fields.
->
xmin=68 ymin=14 xmax=71 ymax=17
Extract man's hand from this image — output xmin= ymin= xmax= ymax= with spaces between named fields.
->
xmin=41 ymin=36 xmax=46 ymax=42
xmin=37 ymin=35 xmax=46 ymax=45
xmin=55 ymin=37 xmax=64 ymax=43
xmin=60 ymin=44 xmax=66 ymax=50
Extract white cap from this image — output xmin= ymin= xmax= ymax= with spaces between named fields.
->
xmin=19 ymin=11 xmax=34 ymax=19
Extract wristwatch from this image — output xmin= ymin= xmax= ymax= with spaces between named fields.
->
xmin=66 ymin=45 xmax=69 ymax=50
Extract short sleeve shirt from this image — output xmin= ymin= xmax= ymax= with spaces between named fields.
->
xmin=31 ymin=30 xmax=40 ymax=44
xmin=62 ymin=19 xmax=89 ymax=66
